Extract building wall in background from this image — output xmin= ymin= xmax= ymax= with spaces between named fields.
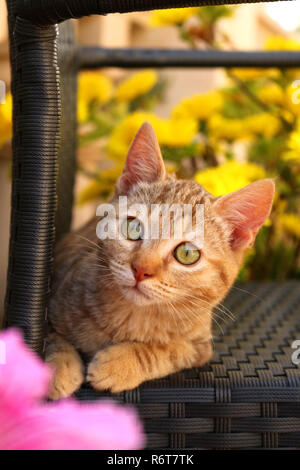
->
xmin=0 ymin=0 xmax=10 ymax=86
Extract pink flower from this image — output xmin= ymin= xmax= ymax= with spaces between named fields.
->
xmin=0 ymin=329 xmax=144 ymax=450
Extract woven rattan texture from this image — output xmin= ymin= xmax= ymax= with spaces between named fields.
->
xmin=20 ymin=0 xmax=287 ymax=26
xmin=55 ymin=21 xmax=77 ymax=241
xmin=75 ymin=282 xmax=300 ymax=449
xmin=5 ymin=0 xmax=60 ymax=351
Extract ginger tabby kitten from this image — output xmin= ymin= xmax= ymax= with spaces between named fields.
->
xmin=47 ymin=122 xmax=274 ymax=399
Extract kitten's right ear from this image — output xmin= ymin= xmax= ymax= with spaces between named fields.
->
xmin=116 ymin=122 xmax=166 ymax=195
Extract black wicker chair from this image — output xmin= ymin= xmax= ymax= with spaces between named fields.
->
xmin=4 ymin=0 xmax=300 ymax=450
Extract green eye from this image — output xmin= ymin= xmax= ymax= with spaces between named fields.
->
xmin=121 ymin=218 xmax=144 ymax=241
xmin=174 ymin=242 xmax=200 ymax=265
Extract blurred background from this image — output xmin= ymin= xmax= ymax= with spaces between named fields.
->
xmin=1 ymin=2 xmax=300 ymax=321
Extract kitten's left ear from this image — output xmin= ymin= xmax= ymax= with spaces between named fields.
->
xmin=215 ymin=179 xmax=275 ymax=250
xmin=116 ymin=122 xmax=166 ymax=195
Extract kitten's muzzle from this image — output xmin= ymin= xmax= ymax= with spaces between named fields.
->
xmin=131 ymin=262 xmax=154 ymax=283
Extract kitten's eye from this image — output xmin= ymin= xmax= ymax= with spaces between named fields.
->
xmin=174 ymin=242 xmax=200 ymax=265
xmin=121 ymin=218 xmax=144 ymax=241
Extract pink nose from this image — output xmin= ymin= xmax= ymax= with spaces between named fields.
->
xmin=132 ymin=263 xmax=154 ymax=283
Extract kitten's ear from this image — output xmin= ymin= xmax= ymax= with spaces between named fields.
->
xmin=116 ymin=122 xmax=166 ymax=195
xmin=215 ymin=179 xmax=275 ymax=250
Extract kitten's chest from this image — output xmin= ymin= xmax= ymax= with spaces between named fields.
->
xmin=102 ymin=303 xmax=183 ymax=345
xmin=72 ymin=307 xmax=173 ymax=354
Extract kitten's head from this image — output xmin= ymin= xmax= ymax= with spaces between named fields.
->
xmin=104 ymin=122 xmax=274 ymax=309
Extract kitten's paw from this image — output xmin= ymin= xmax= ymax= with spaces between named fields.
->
xmin=87 ymin=345 xmax=143 ymax=394
xmin=192 ymin=339 xmax=213 ymax=368
xmin=47 ymin=353 xmax=84 ymax=400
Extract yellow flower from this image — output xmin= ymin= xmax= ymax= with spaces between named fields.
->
xmin=78 ymin=165 xmax=123 ymax=205
xmin=283 ymin=126 xmax=300 ymax=162
xmin=258 ymin=83 xmax=284 ymax=106
xmin=278 ymin=213 xmax=300 ymax=238
xmin=208 ymin=114 xmax=249 ymax=140
xmin=77 ymin=99 xmax=88 ymax=123
xmin=172 ymin=91 xmax=223 ymax=121
xmin=108 ymin=111 xmax=197 ymax=161
xmin=265 ymin=36 xmax=300 ymax=51
xmin=231 ymin=68 xmax=279 ymax=81
xmin=78 ymin=179 xmax=109 ymax=205
xmin=244 ymin=113 xmax=281 ymax=137
xmin=264 ymin=218 xmax=272 ymax=227
xmin=1 ymin=93 xmax=12 ymax=120
xmin=78 ymin=72 xmax=113 ymax=105
xmin=264 ymin=37 xmax=300 ymax=78
xmin=115 ymin=71 xmax=157 ymax=103
xmin=165 ymin=161 xmax=178 ymax=174
xmin=195 ymin=160 xmax=266 ymax=196
xmin=0 ymin=93 xmax=12 ymax=148
xmin=286 ymin=83 xmax=300 ymax=116
xmin=160 ymin=117 xmax=198 ymax=147
xmin=149 ymin=8 xmax=200 ymax=27
xmin=208 ymin=113 xmax=280 ymax=141
xmin=108 ymin=111 xmax=162 ymax=160
xmin=78 ymin=160 xmax=180 ymax=205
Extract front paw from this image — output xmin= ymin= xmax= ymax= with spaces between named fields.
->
xmin=87 ymin=344 xmax=143 ymax=394
xmin=47 ymin=353 xmax=84 ymax=400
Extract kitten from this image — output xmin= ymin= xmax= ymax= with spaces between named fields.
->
xmin=47 ymin=122 xmax=274 ymax=399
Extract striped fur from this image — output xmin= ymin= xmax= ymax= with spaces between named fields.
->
xmin=47 ymin=123 xmax=274 ymax=398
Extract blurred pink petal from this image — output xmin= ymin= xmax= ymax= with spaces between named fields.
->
xmin=1 ymin=400 xmax=144 ymax=450
xmin=0 ymin=329 xmax=144 ymax=450
xmin=0 ymin=329 xmax=50 ymax=406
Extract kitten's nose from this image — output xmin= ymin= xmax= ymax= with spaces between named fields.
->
xmin=132 ymin=263 xmax=154 ymax=283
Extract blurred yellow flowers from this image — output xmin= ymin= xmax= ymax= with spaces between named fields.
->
xmin=208 ymin=114 xmax=246 ymax=141
xmin=231 ymin=68 xmax=279 ymax=81
xmin=77 ymin=72 xmax=113 ymax=122
xmin=264 ymin=37 xmax=300 ymax=79
xmin=208 ymin=113 xmax=280 ymax=141
xmin=286 ymin=83 xmax=300 ymax=116
xmin=278 ymin=214 xmax=300 ymax=239
xmin=76 ymin=18 xmax=300 ymax=280
xmin=283 ymin=126 xmax=300 ymax=162
xmin=77 ymin=100 xmax=88 ymax=124
xmin=265 ymin=36 xmax=300 ymax=51
xmin=245 ymin=113 xmax=281 ymax=137
xmin=78 ymin=166 xmax=123 ymax=205
xmin=115 ymin=71 xmax=158 ymax=103
xmin=162 ymin=117 xmax=198 ymax=147
xmin=195 ymin=160 xmax=266 ymax=197
xmin=108 ymin=111 xmax=197 ymax=160
xmin=0 ymin=93 xmax=12 ymax=148
xmin=149 ymin=8 xmax=200 ymax=27
xmin=172 ymin=91 xmax=223 ymax=121
xmin=108 ymin=112 xmax=159 ymax=160
xmin=258 ymin=83 xmax=285 ymax=106
xmin=78 ymin=72 xmax=113 ymax=105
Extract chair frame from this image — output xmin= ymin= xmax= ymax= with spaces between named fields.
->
xmin=4 ymin=0 xmax=300 ymax=450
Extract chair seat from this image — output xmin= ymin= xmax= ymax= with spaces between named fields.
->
xmin=75 ymin=281 xmax=300 ymax=450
